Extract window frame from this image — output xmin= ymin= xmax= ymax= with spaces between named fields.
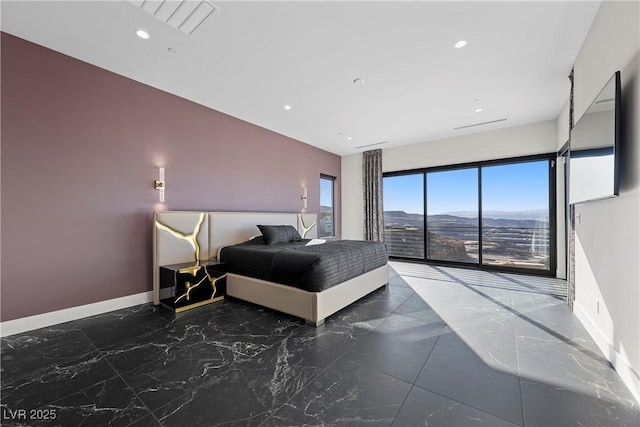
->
xmin=383 ymin=153 xmax=557 ymax=276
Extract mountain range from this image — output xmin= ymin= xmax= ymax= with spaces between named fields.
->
xmin=384 ymin=211 xmax=549 ymax=228
xmin=444 ymin=209 xmax=549 ymax=221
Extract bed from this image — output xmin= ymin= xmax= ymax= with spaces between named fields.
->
xmin=153 ymin=211 xmax=389 ymax=326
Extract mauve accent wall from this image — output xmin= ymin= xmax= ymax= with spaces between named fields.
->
xmin=1 ymin=33 xmax=341 ymax=322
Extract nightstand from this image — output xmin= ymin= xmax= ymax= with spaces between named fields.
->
xmin=158 ymin=259 xmax=227 ymax=313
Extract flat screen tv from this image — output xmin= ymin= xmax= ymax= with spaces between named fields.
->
xmin=569 ymin=71 xmax=621 ymax=204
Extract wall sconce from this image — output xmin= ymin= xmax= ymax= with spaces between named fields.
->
xmin=301 ymin=187 xmax=308 ymax=209
xmin=155 ymin=167 xmax=166 ymax=202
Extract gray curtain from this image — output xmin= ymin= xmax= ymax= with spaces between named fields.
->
xmin=568 ymin=67 xmax=576 ymax=309
xmin=363 ymin=149 xmax=384 ymax=241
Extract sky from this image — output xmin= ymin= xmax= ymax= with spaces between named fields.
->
xmin=320 ymin=177 xmax=333 ymax=207
xmin=383 ymin=160 xmax=549 ymax=215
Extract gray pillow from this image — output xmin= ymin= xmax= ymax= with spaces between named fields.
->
xmin=257 ymin=225 xmax=302 ymax=245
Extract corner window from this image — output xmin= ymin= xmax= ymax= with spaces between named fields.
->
xmin=319 ymin=175 xmax=335 ymax=237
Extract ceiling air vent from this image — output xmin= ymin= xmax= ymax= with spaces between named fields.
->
xmin=131 ymin=0 xmax=218 ymax=36
xmin=354 ymin=141 xmax=389 ymax=149
xmin=454 ymin=118 xmax=507 ymax=130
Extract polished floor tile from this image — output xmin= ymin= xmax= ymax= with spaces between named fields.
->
xmin=1 ymin=327 xmax=97 ymax=379
xmin=264 ymin=359 xmax=411 ymax=426
xmin=120 ymin=338 xmax=242 ymax=412
xmin=1 ymin=262 xmax=638 ymax=427
xmin=415 ymin=332 xmax=524 ymax=425
xmin=520 ymin=378 xmax=640 ymax=427
xmin=1 ymin=352 xmax=117 ymax=410
xmin=340 ymin=319 xmax=439 ymax=383
xmin=59 ymin=304 xmax=175 ymax=349
xmin=154 ymin=368 xmax=275 ymax=426
xmin=35 ymin=377 xmax=149 ymax=427
xmin=392 ymin=385 xmax=519 ymax=426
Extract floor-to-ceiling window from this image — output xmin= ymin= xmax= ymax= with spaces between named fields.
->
xmin=426 ymin=168 xmax=479 ymax=263
xmin=481 ymin=160 xmax=551 ymax=270
xmin=383 ymin=154 xmax=556 ymax=275
xmin=383 ymin=173 xmax=424 ymax=259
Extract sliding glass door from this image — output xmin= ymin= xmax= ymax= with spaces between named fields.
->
xmin=382 ymin=155 xmax=555 ymax=275
xmin=481 ymin=161 xmax=551 ymax=270
xmin=383 ymin=174 xmax=424 ymax=259
xmin=426 ymin=168 xmax=479 ymax=263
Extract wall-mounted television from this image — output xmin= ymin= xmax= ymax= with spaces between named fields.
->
xmin=569 ymin=71 xmax=621 ymax=204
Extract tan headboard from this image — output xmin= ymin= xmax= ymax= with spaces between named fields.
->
xmin=152 ymin=211 xmax=317 ymax=304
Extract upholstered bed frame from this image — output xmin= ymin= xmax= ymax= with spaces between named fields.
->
xmin=153 ymin=211 xmax=389 ymax=326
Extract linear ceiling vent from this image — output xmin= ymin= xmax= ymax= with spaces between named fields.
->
xmin=454 ymin=118 xmax=507 ymax=130
xmin=131 ymin=0 xmax=218 ymax=36
xmin=354 ymin=141 xmax=389 ymax=149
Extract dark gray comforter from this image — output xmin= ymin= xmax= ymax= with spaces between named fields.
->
xmin=219 ymin=238 xmax=388 ymax=292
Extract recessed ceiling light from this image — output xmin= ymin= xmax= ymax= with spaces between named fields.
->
xmin=135 ymin=29 xmax=150 ymax=39
xmin=454 ymin=40 xmax=467 ymax=49
xmin=353 ymin=78 xmax=366 ymax=85
xmin=168 ymin=47 xmax=176 ymax=53
xmin=347 ymin=137 xmax=353 ymax=141
xmin=473 ymin=98 xmax=481 ymax=103
xmin=284 ymin=105 xmax=292 ymax=110
xmin=475 ymin=108 xmax=483 ymax=113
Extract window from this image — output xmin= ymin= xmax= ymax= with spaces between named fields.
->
xmin=481 ymin=160 xmax=551 ymax=270
xmin=383 ymin=174 xmax=424 ymax=258
xmin=319 ymin=175 xmax=335 ymax=237
xmin=382 ymin=155 xmax=555 ymax=275
xmin=427 ymin=168 xmax=479 ymax=263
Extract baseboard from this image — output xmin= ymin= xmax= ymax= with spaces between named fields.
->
xmin=0 ymin=291 xmax=154 ymax=337
xmin=574 ymin=302 xmax=640 ymax=404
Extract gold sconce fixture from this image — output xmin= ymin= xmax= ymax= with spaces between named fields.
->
xmin=155 ymin=167 xmax=166 ymax=202
xmin=301 ymin=187 xmax=308 ymax=209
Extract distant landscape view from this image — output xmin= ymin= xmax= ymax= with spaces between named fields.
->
xmin=384 ymin=210 xmax=550 ymax=270
xmin=319 ymin=205 xmax=334 ymax=237
xmin=319 ymin=176 xmax=335 ymax=238
xmin=383 ymin=160 xmax=552 ymax=271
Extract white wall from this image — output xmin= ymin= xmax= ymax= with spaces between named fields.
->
xmin=342 ymin=119 xmax=559 ymax=256
xmin=560 ymin=0 xmax=640 ymax=403
xmin=382 ymin=120 xmax=557 ymax=172
xmin=557 ymin=99 xmax=571 ymax=148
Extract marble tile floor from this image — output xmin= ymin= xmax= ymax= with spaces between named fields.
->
xmin=1 ymin=262 xmax=638 ymax=426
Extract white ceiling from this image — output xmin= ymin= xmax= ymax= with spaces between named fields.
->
xmin=1 ymin=1 xmax=601 ymax=156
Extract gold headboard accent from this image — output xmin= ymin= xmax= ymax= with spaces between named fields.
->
xmin=155 ymin=213 xmax=205 ymax=264
xmin=298 ymin=214 xmax=317 ymax=238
